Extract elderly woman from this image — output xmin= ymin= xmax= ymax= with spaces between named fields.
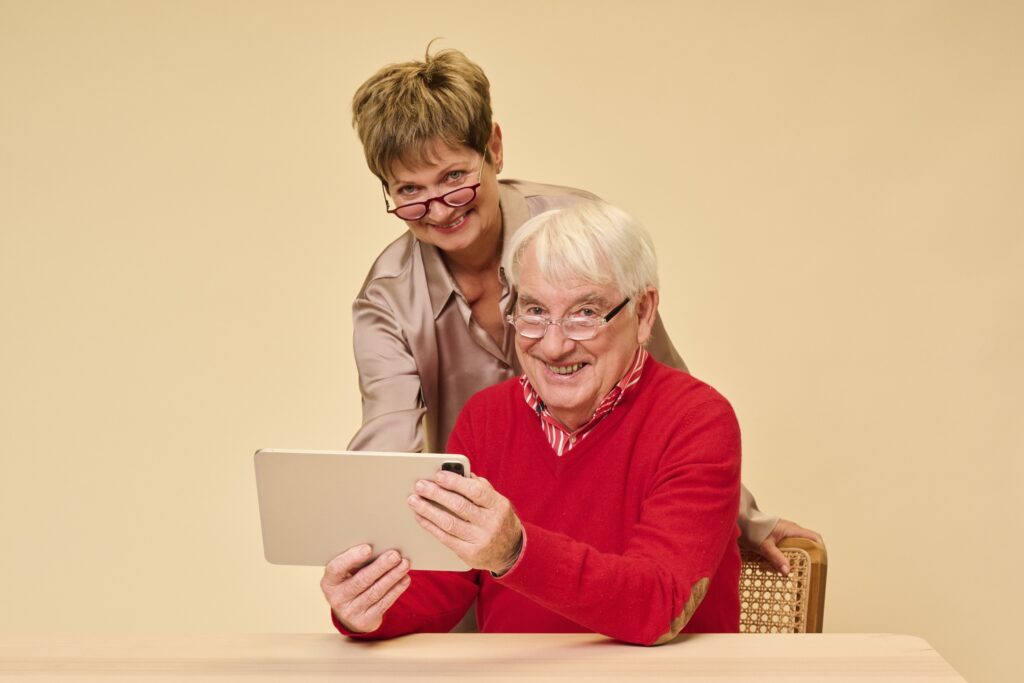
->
xmin=345 ymin=47 xmax=819 ymax=570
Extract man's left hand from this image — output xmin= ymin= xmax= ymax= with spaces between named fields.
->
xmin=758 ymin=519 xmax=823 ymax=575
xmin=407 ymin=471 xmax=523 ymax=575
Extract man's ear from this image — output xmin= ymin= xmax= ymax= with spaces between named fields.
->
xmin=488 ymin=122 xmax=504 ymax=172
xmin=635 ymin=287 xmax=659 ymax=346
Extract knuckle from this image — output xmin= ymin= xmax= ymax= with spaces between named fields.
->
xmin=350 ymin=577 xmax=372 ymax=597
xmin=336 ymin=605 xmax=356 ymax=623
xmin=366 ymin=604 xmax=385 ymax=624
xmin=357 ymin=562 xmax=385 ymax=587
xmin=380 ymin=589 xmax=398 ymax=610
xmin=385 ymin=585 xmax=405 ymax=609
xmin=366 ymin=584 xmax=386 ymax=604
xmin=451 ymin=496 xmax=471 ymax=516
xmin=322 ymin=565 xmax=342 ymax=585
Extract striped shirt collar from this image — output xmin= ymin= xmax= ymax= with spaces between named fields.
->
xmin=520 ymin=346 xmax=649 ymax=456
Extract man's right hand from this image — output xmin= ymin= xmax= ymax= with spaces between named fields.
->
xmin=320 ymin=544 xmax=411 ymax=633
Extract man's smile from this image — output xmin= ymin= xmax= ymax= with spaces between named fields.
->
xmin=545 ymin=361 xmax=588 ymax=376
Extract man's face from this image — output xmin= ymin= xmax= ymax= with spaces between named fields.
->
xmin=513 ymin=245 xmax=657 ymax=430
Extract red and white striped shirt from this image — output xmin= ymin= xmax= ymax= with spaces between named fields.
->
xmin=520 ymin=346 xmax=649 ymax=456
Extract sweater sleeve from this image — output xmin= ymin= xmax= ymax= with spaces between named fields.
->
xmin=492 ymin=399 xmax=741 ymax=645
xmin=332 ymin=568 xmax=480 ymax=640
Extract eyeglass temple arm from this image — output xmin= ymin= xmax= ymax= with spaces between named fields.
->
xmin=603 ymin=298 xmax=631 ymax=321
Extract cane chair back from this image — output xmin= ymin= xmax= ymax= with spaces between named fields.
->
xmin=739 ymin=537 xmax=827 ymax=633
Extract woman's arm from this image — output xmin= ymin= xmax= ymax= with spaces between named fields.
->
xmin=347 ymin=291 xmax=427 ymax=452
xmin=645 ymin=314 xmax=823 ymax=566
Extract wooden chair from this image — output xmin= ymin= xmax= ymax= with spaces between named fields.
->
xmin=739 ymin=537 xmax=828 ymax=633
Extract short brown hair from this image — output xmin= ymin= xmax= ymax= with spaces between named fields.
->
xmin=352 ymin=46 xmax=493 ymax=183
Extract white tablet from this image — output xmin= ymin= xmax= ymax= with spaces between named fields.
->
xmin=254 ymin=449 xmax=471 ymax=571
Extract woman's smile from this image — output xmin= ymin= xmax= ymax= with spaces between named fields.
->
xmin=426 ymin=209 xmax=472 ymax=233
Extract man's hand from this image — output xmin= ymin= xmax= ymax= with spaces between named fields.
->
xmin=407 ymin=470 xmax=523 ymax=574
xmin=320 ymin=544 xmax=411 ymax=633
xmin=758 ymin=519 xmax=823 ymax=575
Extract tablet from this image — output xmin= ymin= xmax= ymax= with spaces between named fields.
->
xmin=254 ymin=449 xmax=471 ymax=571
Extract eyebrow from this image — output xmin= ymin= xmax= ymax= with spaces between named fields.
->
xmin=389 ymin=160 xmax=472 ymax=188
xmin=517 ymin=291 xmax=612 ymax=309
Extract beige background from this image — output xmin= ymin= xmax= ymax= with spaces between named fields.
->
xmin=1 ymin=1 xmax=1021 ymax=681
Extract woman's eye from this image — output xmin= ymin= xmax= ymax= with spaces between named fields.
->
xmin=577 ymin=308 xmax=599 ymax=318
xmin=446 ymin=170 xmax=465 ymax=183
xmin=524 ymin=306 xmax=544 ymax=316
xmin=397 ymin=185 xmax=418 ymax=196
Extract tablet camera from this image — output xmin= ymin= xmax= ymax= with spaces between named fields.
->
xmin=441 ymin=462 xmax=465 ymax=477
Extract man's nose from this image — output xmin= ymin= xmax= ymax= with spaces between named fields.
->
xmin=538 ymin=321 xmax=576 ymax=357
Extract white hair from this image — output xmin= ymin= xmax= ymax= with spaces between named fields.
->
xmin=503 ymin=200 xmax=659 ymax=303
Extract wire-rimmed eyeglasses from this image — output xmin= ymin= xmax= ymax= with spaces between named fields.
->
xmin=383 ymin=153 xmax=486 ymax=221
xmin=505 ymin=298 xmax=631 ymax=341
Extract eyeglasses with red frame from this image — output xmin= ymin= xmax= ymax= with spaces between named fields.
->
xmin=383 ymin=153 xmax=486 ymax=221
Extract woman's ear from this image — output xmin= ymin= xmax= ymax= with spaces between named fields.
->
xmin=488 ymin=122 xmax=504 ymax=172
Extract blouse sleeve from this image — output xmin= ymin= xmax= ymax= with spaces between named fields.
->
xmin=646 ymin=313 xmax=779 ymax=547
xmin=346 ymin=289 xmax=426 ymax=453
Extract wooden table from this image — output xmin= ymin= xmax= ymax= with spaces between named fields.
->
xmin=0 ymin=633 xmax=965 ymax=682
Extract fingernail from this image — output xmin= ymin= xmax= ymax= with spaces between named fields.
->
xmin=781 ymin=564 xmax=790 ymax=575
xmin=407 ymin=494 xmax=418 ymax=505
xmin=415 ymin=480 xmax=427 ymax=492
xmin=358 ymin=544 xmax=371 ymax=557
xmin=387 ymin=551 xmax=399 ymax=562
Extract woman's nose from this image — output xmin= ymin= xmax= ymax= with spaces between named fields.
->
xmin=425 ymin=196 xmax=458 ymax=223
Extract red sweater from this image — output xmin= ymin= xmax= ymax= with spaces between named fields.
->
xmin=336 ymin=358 xmax=741 ymax=644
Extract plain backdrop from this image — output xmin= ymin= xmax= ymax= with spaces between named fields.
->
xmin=1 ymin=2 xmax=1021 ymax=682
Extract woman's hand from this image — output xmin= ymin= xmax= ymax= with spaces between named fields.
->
xmin=758 ymin=519 xmax=823 ymax=575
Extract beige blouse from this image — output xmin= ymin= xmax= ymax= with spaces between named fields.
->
xmin=348 ymin=179 xmax=777 ymax=545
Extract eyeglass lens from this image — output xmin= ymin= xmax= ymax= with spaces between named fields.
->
xmin=392 ymin=186 xmax=478 ymax=221
xmin=514 ymin=319 xmax=597 ymax=341
xmin=510 ymin=298 xmax=630 ymax=341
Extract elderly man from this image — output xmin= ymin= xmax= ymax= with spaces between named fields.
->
xmin=321 ymin=201 xmax=741 ymax=644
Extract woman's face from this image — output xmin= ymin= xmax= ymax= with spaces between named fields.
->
xmin=385 ymin=129 xmax=504 ymax=260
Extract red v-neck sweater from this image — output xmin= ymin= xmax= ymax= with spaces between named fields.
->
xmin=336 ymin=358 xmax=741 ymax=644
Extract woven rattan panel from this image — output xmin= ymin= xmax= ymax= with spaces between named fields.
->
xmin=738 ymin=547 xmax=812 ymax=633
